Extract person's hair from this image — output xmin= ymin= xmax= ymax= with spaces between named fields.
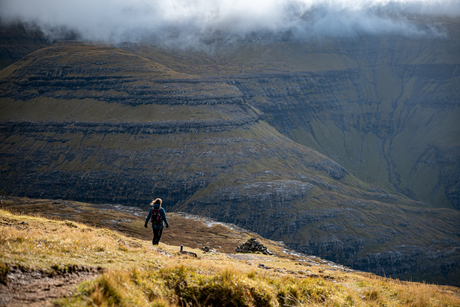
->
xmin=151 ymin=198 xmax=162 ymax=207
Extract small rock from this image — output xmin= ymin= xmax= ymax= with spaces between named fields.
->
xmin=202 ymin=246 xmax=211 ymax=252
xmin=201 ymin=246 xmax=217 ymax=253
xmin=180 ymin=251 xmax=198 ymax=258
xmin=118 ymin=239 xmax=128 ymax=247
xmin=258 ymin=263 xmax=272 ymax=269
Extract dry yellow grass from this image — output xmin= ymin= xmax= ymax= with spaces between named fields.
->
xmin=0 ymin=196 xmax=287 ymax=256
xmin=1 ymin=209 xmax=459 ymax=306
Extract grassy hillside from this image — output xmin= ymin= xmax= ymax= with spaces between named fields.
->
xmin=0 ymin=29 xmax=459 ymax=285
xmin=0 ymin=196 xmax=285 ymax=255
xmin=2 ymin=195 xmax=460 ymax=289
xmin=1 ymin=208 xmax=460 ymax=306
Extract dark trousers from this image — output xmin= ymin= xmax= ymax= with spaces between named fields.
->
xmin=152 ymin=227 xmax=163 ymax=245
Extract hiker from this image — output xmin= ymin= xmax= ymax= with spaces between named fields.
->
xmin=144 ymin=198 xmax=169 ymax=245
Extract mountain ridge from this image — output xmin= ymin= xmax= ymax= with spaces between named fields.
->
xmin=0 ymin=25 xmax=459 ymax=285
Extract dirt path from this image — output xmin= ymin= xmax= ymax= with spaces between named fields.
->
xmin=0 ymin=265 xmax=103 ymax=307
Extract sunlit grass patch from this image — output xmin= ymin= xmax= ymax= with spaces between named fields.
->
xmin=2 ymin=209 xmax=460 ymax=307
xmin=0 ymin=209 xmax=166 ymax=270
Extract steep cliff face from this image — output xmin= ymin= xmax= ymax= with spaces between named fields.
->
xmin=128 ymin=22 xmax=460 ymax=209
xmin=1 ymin=25 xmax=460 ymax=285
xmin=0 ymin=24 xmax=50 ymax=70
xmin=231 ymin=37 xmax=460 ymax=209
xmin=0 ymin=43 xmax=362 ymax=209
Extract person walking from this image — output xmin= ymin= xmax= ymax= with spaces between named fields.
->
xmin=144 ymin=198 xmax=169 ymax=245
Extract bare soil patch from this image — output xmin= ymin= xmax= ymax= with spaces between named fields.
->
xmin=0 ymin=265 xmax=103 ymax=307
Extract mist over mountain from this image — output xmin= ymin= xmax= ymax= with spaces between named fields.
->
xmin=1 ymin=0 xmax=459 ymax=46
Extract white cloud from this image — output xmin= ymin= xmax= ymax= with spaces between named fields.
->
xmin=0 ymin=0 xmax=458 ymax=45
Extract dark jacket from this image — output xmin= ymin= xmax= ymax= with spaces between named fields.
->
xmin=145 ymin=204 xmax=169 ymax=229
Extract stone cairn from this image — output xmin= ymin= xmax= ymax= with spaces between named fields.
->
xmin=236 ymin=238 xmax=273 ymax=255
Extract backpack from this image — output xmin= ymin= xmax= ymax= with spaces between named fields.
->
xmin=151 ymin=208 xmax=162 ymax=225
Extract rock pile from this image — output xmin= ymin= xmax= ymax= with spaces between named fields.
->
xmin=236 ymin=238 xmax=273 ymax=255
xmin=201 ymin=246 xmax=217 ymax=253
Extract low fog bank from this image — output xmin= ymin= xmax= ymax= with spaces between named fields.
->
xmin=1 ymin=0 xmax=459 ymax=48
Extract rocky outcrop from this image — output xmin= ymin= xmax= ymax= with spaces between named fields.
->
xmin=0 ymin=110 xmax=263 ymax=135
xmin=236 ymin=238 xmax=273 ymax=255
xmin=3 ymin=77 xmax=245 ymax=106
xmin=0 ymin=44 xmax=245 ymax=107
